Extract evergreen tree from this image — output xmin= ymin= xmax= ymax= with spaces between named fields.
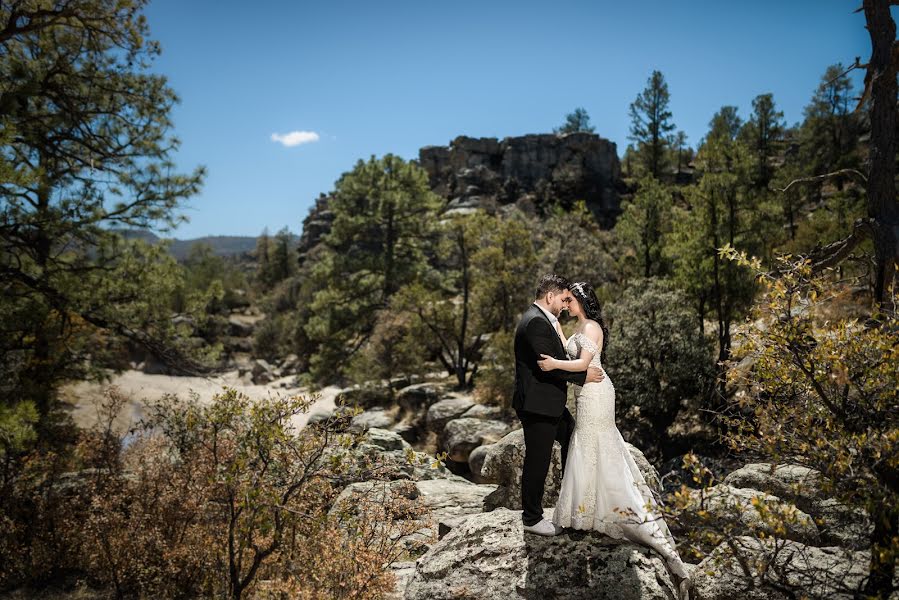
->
xmin=799 ymin=64 xmax=862 ymax=184
xmin=706 ymin=106 xmax=742 ymax=143
xmin=554 ymin=107 xmax=596 ymax=134
xmin=628 ymin=70 xmax=676 ymax=179
xmin=615 ymin=176 xmax=674 ymax=278
xmin=0 ymin=0 xmax=206 ymax=424
xmin=665 ymin=135 xmax=758 ymax=386
xmin=739 ymin=93 xmax=785 ymax=188
xmin=305 ymin=154 xmax=441 ymax=382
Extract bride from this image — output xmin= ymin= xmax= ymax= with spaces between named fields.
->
xmin=536 ymin=281 xmax=692 ymax=599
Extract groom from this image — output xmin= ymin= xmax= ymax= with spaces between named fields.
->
xmin=513 ymin=274 xmax=604 ymax=536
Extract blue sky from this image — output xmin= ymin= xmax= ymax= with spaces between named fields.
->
xmin=143 ymin=0 xmax=876 ymax=238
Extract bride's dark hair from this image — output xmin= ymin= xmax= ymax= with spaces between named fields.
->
xmin=570 ymin=281 xmax=609 ymax=362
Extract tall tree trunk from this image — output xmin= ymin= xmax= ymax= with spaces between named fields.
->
xmin=863 ymin=0 xmax=899 ymax=310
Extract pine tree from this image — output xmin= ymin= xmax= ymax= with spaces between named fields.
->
xmin=0 ymin=0 xmax=206 ymax=423
xmin=554 ymin=107 xmax=596 ymax=134
xmin=628 ymin=70 xmax=676 ymax=179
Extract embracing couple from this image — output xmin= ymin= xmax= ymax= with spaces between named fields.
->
xmin=512 ymin=274 xmax=692 ymax=599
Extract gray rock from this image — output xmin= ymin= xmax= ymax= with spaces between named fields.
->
xmin=685 ymin=484 xmax=820 ymax=545
xmin=363 ymin=428 xmax=411 ymax=452
xmin=349 ymin=408 xmax=395 ymax=432
xmin=723 ymin=463 xmax=825 ymax=513
xmin=722 ymin=463 xmax=873 ymax=550
xmin=625 ymin=441 xmax=662 ymax=497
xmin=405 ymin=507 xmax=684 ymax=600
xmin=480 ymin=429 xmax=661 ymax=512
xmin=251 ymin=358 xmax=275 ymax=384
xmin=385 ymin=560 xmax=417 ymax=600
xmin=812 ymin=497 xmax=873 ymax=550
xmin=227 ymin=315 xmax=256 ymax=337
xmin=414 ymin=478 xmax=497 ymax=523
xmin=467 ymin=444 xmax=493 ymax=484
xmin=440 ymin=418 xmax=512 ymax=463
xmin=396 ymin=383 xmax=443 ymax=411
xmin=419 ymin=133 xmax=623 ymax=229
xmin=693 ymin=535 xmax=869 ymax=600
xmin=481 ymin=429 xmax=562 ymax=512
xmin=337 ymin=382 xmax=392 ymax=409
xmin=426 ymin=397 xmax=475 ymax=432
xmin=461 ymin=403 xmax=505 ymax=420
xmin=331 ymin=478 xmax=495 ymax=526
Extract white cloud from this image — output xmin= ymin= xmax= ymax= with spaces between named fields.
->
xmin=270 ymin=130 xmax=320 ymax=147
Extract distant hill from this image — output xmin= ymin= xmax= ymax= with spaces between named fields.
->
xmin=119 ymin=230 xmax=297 ymax=261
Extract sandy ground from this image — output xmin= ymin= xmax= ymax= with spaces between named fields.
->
xmin=60 ymin=369 xmax=340 ymax=435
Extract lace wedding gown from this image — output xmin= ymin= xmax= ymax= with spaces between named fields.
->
xmin=552 ymin=332 xmax=689 ymax=580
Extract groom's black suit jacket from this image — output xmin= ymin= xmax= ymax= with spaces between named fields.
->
xmin=512 ymin=304 xmax=588 ymax=418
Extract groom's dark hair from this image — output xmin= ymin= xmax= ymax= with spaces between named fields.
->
xmin=534 ymin=274 xmax=571 ymax=300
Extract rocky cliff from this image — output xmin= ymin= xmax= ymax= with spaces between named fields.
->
xmin=419 ymin=132 xmax=622 ymax=227
xmin=297 ymin=133 xmax=623 ymax=263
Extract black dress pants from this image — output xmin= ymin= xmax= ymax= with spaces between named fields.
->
xmin=516 ymin=407 xmax=575 ymax=526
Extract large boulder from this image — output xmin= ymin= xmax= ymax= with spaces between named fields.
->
xmin=337 ymin=382 xmax=392 ymax=410
xmin=331 ymin=478 xmax=496 ymax=528
xmin=426 ymin=397 xmax=475 ymax=432
xmin=723 ymin=463 xmax=825 ymax=513
xmin=440 ymin=418 xmax=513 ymax=463
xmin=467 ymin=444 xmax=493 ymax=484
xmin=462 ymin=403 xmax=505 ymax=420
xmin=812 ymin=497 xmax=873 ymax=550
xmin=481 ymin=429 xmax=561 ymax=512
xmin=251 ymin=358 xmax=277 ymax=384
xmin=405 ymin=507 xmax=685 ymax=600
xmin=684 ymin=484 xmax=820 ymax=545
xmin=693 ymin=535 xmax=870 ymax=600
xmin=480 ymin=429 xmax=662 ymax=512
xmin=396 ymin=383 xmax=444 ymax=411
xmin=722 ymin=463 xmax=872 ymax=549
xmin=349 ymin=408 xmax=395 ymax=432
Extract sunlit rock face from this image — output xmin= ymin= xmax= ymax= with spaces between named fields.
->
xmin=419 ymin=132 xmax=622 ymax=227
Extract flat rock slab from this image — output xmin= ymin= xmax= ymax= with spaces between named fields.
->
xmin=405 ymin=507 xmax=682 ymax=600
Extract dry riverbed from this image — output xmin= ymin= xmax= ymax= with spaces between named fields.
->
xmin=60 ymin=369 xmax=339 ymax=434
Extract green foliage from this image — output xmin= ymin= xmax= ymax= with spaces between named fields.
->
xmin=629 ymin=70 xmax=676 ymax=179
xmin=255 ymin=227 xmax=296 ymax=291
xmin=615 ymin=176 xmax=674 ymax=279
xmin=800 ymin=63 xmax=863 ymax=180
xmin=0 ymin=0 xmax=207 ymax=422
xmin=471 ymin=213 xmax=539 ymax=333
xmin=554 ymin=107 xmax=596 ymax=134
xmin=738 ymin=93 xmax=785 ymax=188
xmin=604 ymin=279 xmax=715 ymax=452
xmin=0 ymin=386 xmax=418 ymax=598
xmin=305 ymin=154 xmax=441 ymax=383
xmin=474 ymin=329 xmax=516 ymax=407
xmin=721 ymin=250 xmax=898 ymax=597
xmin=345 ymin=309 xmax=426 ymax=386
xmin=665 ymin=134 xmax=760 ymax=366
xmin=0 ymin=401 xmax=38 ymax=460
xmin=706 ymin=106 xmax=742 ymax=143
xmin=177 ymin=242 xmax=249 ymax=312
xmin=538 ymin=202 xmax=621 ymax=299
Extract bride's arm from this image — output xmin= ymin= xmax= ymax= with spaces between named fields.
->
xmin=537 ymin=322 xmax=602 ymax=372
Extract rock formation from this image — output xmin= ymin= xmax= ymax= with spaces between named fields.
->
xmin=419 ymin=132 xmax=622 ymax=226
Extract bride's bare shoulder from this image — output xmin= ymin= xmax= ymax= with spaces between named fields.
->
xmin=582 ymin=320 xmax=603 ymax=340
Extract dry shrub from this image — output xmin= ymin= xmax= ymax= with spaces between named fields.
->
xmin=1 ymin=386 xmax=427 ymax=599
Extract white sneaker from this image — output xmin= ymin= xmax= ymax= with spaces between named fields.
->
xmin=523 ymin=519 xmax=563 ymax=536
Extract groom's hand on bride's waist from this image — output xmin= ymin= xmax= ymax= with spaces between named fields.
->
xmin=586 ymin=367 xmax=605 ymax=383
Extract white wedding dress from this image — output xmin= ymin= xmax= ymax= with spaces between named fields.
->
xmin=552 ymin=332 xmax=690 ymax=585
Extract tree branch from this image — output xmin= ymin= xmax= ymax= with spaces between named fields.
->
xmin=773 ymin=169 xmax=867 ymax=193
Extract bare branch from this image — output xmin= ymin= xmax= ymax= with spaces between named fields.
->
xmin=804 ymin=218 xmax=878 ymax=273
xmin=773 ymin=169 xmax=868 ymax=193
